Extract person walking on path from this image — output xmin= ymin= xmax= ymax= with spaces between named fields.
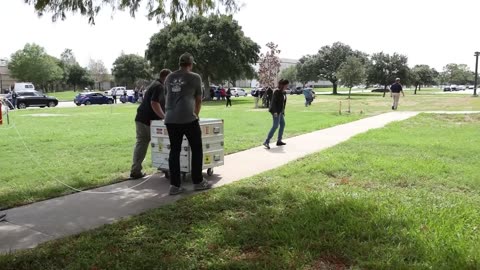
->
xmin=164 ymin=53 xmax=211 ymax=195
xmin=112 ymin=88 xmax=117 ymax=104
xmin=226 ymin=88 xmax=232 ymax=107
xmin=263 ymin=79 xmax=289 ymax=149
xmin=390 ymin=78 xmax=405 ymax=110
xmin=130 ymin=69 xmax=171 ymax=179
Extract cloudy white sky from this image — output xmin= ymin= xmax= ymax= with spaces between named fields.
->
xmin=1 ymin=0 xmax=479 ymax=72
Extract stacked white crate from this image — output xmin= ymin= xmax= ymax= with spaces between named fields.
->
xmin=150 ymin=118 xmax=224 ymax=176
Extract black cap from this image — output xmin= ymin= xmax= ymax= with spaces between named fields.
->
xmin=179 ymin=53 xmax=196 ymax=65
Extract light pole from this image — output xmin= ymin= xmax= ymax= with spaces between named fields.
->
xmin=474 ymin=52 xmax=479 ymax=97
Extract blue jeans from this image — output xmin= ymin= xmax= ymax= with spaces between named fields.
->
xmin=265 ymin=113 xmax=285 ymax=144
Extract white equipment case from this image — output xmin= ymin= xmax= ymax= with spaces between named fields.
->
xmin=150 ymin=118 xmax=224 ymax=179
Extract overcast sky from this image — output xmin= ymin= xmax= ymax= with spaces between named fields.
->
xmin=1 ymin=0 xmax=479 ymax=72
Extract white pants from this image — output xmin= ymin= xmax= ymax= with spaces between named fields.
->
xmin=392 ymin=93 xmax=401 ymax=109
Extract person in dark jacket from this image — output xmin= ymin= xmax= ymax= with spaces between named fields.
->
xmin=265 ymin=87 xmax=273 ymax=108
xmin=226 ymin=88 xmax=232 ymax=107
xmin=263 ymin=79 xmax=289 ymax=149
xmin=130 ymin=69 xmax=171 ymax=179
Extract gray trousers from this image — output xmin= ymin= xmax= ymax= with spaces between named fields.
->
xmin=131 ymin=121 xmax=151 ymax=175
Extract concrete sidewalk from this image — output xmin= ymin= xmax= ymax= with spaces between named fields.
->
xmin=0 ymin=111 xmax=422 ymax=254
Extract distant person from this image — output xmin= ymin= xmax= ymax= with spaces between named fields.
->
xmin=303 ymin=88 xmax=313 ymax=107
xmin=263 ymin=79 xmax=289 ymax=149
xmin=139 ymin=88 xmax=144 ymax=103
xmin=265 ymin=87 xmax=273 ymax=108
xmin=112 ymin=89 xmax=117 ymax=104
xmin=253 ymin=88 xmax=260 ymax=108
xmin=130 ymin=69 xmax=171 ymax=179
xmin=220 ymin=87 xmax=226 ymax=100
xmin=123 ymin=89 xmax=127 ymax=102
xmin=226 ymin=88 xmax=232 ymax=107
xmin=164 ymin=53 xmax=211 ymax=195
xmin=390 ymin=78 xmax=405 ymax=110
xmin=11 ymin=90 xmax=17 ymax=109
xmin=134 ymin=88 xmax=139 ymax=102
xmin=210 ymin=88 xmax=214 ymax=100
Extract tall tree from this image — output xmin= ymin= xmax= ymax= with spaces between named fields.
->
xmin=337 ymin=56 xmax=366 ymax=99
xmin=8 ymin=43 xmax=63 ymax=92
xmin=67 ymin=64 xmax=92 ymax=91
xmin=410 ymin=65 xmax=436 ymax=94
xmin=296 ymin=55 xmax=318 ymax=87
xmin=367 ymin=52 xmax=409 ymax=96
xmin=441 ymin=64 xmax=474 ymax=85
xmin=258 ymin=42 xmax=281 ymax=89
xmin=280 ymin=66 xmax=297 ymax=85
xmin=25 ymin=0 xmax=240 ymax=24
xmin=88 ymin=59 xmax=110 ymax=90
xmin=313 ymin=42 xmax=365 ymax=94
xmin=112 ymin=54 xmax=151 ymax=87
xmin=146 ymin=15 xmax=260 ymax=99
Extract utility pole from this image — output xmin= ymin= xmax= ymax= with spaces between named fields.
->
xmin=474 ymin=52 xmax=479 ymax=97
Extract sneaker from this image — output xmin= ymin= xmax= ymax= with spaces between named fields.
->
xmin=194 ymin=179 xmax=212 ymax=191
xmin=276 ymin=141 xmax=286 ymax=146
xmin=263 ymin=142 xmax=270 ymax=149
xmin=169 ymin=185 xmax=185 ymax=195
xmin=130 ymin=172 xmax=147 ymax=179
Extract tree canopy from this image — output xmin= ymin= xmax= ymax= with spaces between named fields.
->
xmin=367 ymin=52 xmax=410 ymax=89
xmin=8 ymin=43 xmax=63 ymax=91
xmin=88 ymin=59 xmax=110 ymax=89
xmin=410 ymin=65 xmax=438 ymax=94
xmin=145 ymin=15 xmax=259 ymax=98
xmin=310 ymin=42 xmax=365 ymax=94
xmin=67 ymin=64 xmax=93 ymax=91
xmin=279 ymin=66 xmax=297 ymax=85
xmin=258 ymin=42 xmax=281 ymax=89
xmin=112 ymin=54 xmax=151 ymax=87
xmin=25 ymin=0 xmax=240 ymax=24
xmin=441 ymin=63 xmax=473 ymax=85
xmin=296 ymin=55 xmax=318 ymax=86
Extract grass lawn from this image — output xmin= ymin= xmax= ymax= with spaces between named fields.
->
xmin=0 ymin=95 xmax=363 ymax=209
xmin=2 ymin=113 xmax=479 ymax=269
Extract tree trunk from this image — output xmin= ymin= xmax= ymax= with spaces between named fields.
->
xmin=414 ymin=84 xmax=418 ymax=95
xmin=383 ymin=84 xmax=388 ymax=97
xmin=419 ymin=85 xmax=421 ymax=92
xmin=332 ymin=82 xmax=338 ymax=95
xmin=348 ymin=87 xmax=352 ymax=99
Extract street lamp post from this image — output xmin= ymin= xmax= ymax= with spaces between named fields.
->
xmin=474 ymin=52 xmax=480 ymax=97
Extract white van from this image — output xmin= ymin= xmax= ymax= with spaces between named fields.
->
xmin=13 ymin=83 xmax=35 ymax=92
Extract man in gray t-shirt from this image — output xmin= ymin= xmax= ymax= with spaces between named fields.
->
xmin=164 ymin=53 xmax=211 ymax=195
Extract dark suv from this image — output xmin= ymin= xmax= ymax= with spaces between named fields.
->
xmin=8 ymin=91 xmax=58 ymax=109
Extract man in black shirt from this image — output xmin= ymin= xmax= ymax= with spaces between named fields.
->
xmin=390 ymin=78 xmax=405 ymax=110
xmin=130 ymin=69 xmax=171 ymax=179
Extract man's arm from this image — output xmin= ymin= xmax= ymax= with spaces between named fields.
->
xmin=194 ymin=76 xmax=203 ymax=118
xmin=194 ymin=96 xmax=202 ymax=119
xmin=151 ymin=101 xmax=165 ymax=119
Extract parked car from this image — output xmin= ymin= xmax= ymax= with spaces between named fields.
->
xmin=467 ymin=85 xmax=474 ymax=89
xmin=251 ymin=87 xmax=265 ymax=97
xmin=229 ymin=87 xmax=247 ymax=97
xmin=12 ymin=82 xmax=35 ymax=92
xmin=8 ymin=90 xmax=58 ymax=109
xmin=457 ymin=85 xmax=466 ymax=91
xmin=443 ymin=86 xmax=452 ymax=92
xmin=104 ymin=87 xmax=134 ymax=96
xmin=290 ymin=87 xmax=303 ymax=95
xmin=74 ymin=92 xmax=113 ymax=106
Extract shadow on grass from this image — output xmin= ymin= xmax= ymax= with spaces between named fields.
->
xmin=2 ymin=183 xmax=476 ymax=269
